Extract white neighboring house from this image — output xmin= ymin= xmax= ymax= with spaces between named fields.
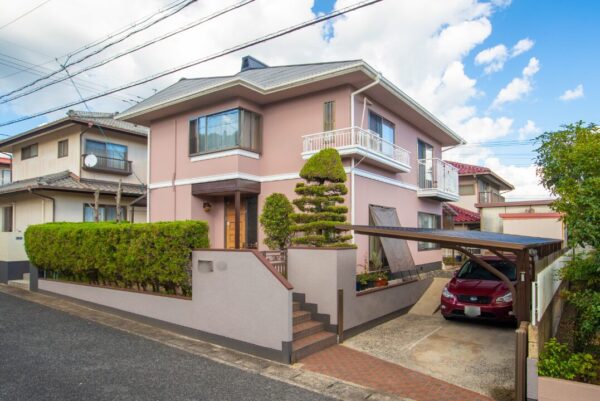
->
xmin=0 ymin=110 xmax=148 ymax=283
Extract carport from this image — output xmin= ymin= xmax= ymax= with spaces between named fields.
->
xmin=337 ymin=225 xmax=564 ymax=401
xmin=339 ymin=225 xmax=563 ymax=323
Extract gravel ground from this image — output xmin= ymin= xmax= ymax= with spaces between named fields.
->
xmin=0 ymin=292 xmax=335 ymax=401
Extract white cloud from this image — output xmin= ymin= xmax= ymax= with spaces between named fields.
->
xmin=518 ymin=120 xmax=541 ymax=140
xmin=492 ymin=57 xmax=539 ymax=107
xmin=0 ymin=0 xmax=549 ymax=200
xmin=511 ymin=38 xmax=534 ymax=57
xmin=522 ymin=57 xmax=540 ymax=76
xmin=474 ymin=37 xmax=534 ymax=74
xmin=475 ymin=44 xmax=508 ymax=73
xmin=559 ymin=84 xmax=584 ymax=101
xmin=484 ymin=158 xmax=551 ymax=200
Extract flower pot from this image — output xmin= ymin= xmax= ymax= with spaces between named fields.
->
xmin=375 ymin=278 xmax=388 ymax=287
xmin=367 ymin=280 xmax=375 ymax=288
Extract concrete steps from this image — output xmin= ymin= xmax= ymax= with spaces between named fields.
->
xmin=291 ymin=295 xmax=337 ymax=363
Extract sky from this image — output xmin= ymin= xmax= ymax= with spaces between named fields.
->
xmin=0 ymin=0 xmax=597 ymax=200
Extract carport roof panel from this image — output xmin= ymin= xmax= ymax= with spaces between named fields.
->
xmin=340 ymin=225 xmax=563 ymax=251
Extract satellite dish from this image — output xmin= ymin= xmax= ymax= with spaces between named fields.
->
xmin=84 ymin=154 xmax=98 ymax=168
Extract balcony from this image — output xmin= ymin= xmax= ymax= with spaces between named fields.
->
xmin=301 ymin=127 xmax=411 ymax=173
xmin=81 ymin=154 xmax=132 ymax=175
xmin=479 ymin=191 xmax=505 ymax=204
xmin=417 ymin=158 xmax=459 ymax=201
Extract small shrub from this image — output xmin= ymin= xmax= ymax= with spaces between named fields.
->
xmin=259 ymin=193 xmax=294 ymax=249
xmin=24 ymin=221 xmax=209 ymax=296
xmin=538 ymin=338 xmax=599 ymax=383
xmin=562 ymin=289 xmax=600 ymax=354
xmin=560 ymin=251 xmax=600 ymax=291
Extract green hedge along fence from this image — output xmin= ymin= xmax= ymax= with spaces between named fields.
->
xmin=24 ymin=221 xmax=209 ymax=296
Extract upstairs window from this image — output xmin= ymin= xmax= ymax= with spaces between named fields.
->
xmin=85 ymin=140 xmax=127 ymax=160
xmin=2 ymin=206 xmax=13 ymax=232
xmin=323 ymin=101 xmax=335 ymax=131
xmin=21 ymin=144 xmax=38 ymax=160
xmin=189 ymin=108 xmax=262 ymax=155
xmin=58 ymin=139 xmax=68 ymax=158
xmin=1 ymin=169 xmax=10 ymax=186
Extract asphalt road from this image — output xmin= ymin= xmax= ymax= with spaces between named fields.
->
xmin=0 ymin=292 xmax=334 ymax=401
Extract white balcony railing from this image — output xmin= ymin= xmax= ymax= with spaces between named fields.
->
xmin=417 ymin=158 xmax=459 ymax=200
xmin=302 ymin=127 xmax=411 ymax=172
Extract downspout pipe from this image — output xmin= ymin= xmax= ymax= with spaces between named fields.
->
xmin=349 ymin=74 xmax=381 ymax=242
xmin=28 ymin=189 xmax=55 ymax=223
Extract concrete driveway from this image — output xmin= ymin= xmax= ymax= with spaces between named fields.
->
xmin=343 ymin=312 xmax=515 ymax=400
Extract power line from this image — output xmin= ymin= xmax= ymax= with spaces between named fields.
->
xmin=0 ymin=0 xmax=254 ymax=105
xmin=0 ymin=0 xmax=197 ymax=101
xmin=0 ymin=0 xmax=383 ymax=128
xmin=0 ymin=0 xmax=189 ymax=80
xmin=0 ymin=0 xmax=52 ymax=31
xmin=0 ymin=52 xmax=140 ymax=103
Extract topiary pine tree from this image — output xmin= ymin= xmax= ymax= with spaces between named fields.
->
xmin=260 ymin=193 xmax=294 ymax=250
xmin=291 ymin=148 xmax=354 ymax=247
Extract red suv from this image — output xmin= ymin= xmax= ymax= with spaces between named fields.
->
xmin=441 ymin=256 xmax=516 ymax=323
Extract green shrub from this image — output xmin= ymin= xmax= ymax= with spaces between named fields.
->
xmin=259 ymin=193 xmax=294 ymax=250
xmin=562 ymin=289 xmax=600 ymax=354
xmin=24 ymin=221 xmax=209 ymax=296
xmin=291 ymin=148 xmax=353 ymax=248
xmin=561 ymin=251 xmax=600 ymax=291
xmin=538 ymin=338 xmax=599 ymax=383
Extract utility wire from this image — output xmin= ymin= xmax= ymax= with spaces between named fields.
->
xmin=0 ymin=52 xmax=139 ymax=102
xmin=0 ymin=0 xmax=188 ymax=80
xmin=0 ymin=0 xmax=52 ymax=31
xmin=0 ymin=0 xmax=253 ymax=104
xmin=0 ymin=0 xmax=197 ymax=100
xmin=0 ymin=0 xmax=383 ymax=128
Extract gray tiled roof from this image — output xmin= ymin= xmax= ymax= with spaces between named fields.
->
xmin=67 ymin=110 xmax=149 ymax=136
xmin=120 ymin=60 xmax=362 ymax=117
xmin=0 ymin=110 xmax=148 ymax=149
xmin=0 ymin=170 xmax=145 ymax=197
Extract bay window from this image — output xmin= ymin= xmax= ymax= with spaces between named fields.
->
xmin=189 ymin=108 xmax=262 ymax=155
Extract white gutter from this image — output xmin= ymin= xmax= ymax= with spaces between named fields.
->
xmin=349 ymin=75 xmax=381 ymax=242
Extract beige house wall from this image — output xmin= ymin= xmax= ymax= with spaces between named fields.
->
xmin=80 ymin=128 xmax=147 ymax=185
xmin=10 ymin=124 xmax=81 ymax=182
xmin=6 ymin=125 xmax=147 ymax=185
xmin=480 ymin=204 xmax=553 ymax=233
xmin=503 ymin=217 xmax=565 ymax=242
xmin=453 ymin=176 xmax=477 ymax=211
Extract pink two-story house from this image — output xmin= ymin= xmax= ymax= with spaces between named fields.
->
xmin=118 ymin=57 xmax=464 ymax=275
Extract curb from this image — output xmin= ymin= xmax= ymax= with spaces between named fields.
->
xmin=0 ymin=285 xmax=413 ymax=401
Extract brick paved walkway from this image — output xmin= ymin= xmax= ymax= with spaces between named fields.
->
xmin=301 ymin=345 xmax=494 ymax=401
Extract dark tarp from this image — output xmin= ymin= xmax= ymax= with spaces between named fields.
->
xmin=368 ymin=205 xmax=415 ymax=273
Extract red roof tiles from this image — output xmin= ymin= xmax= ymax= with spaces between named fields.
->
xmin=446 ymin=161 xmax=490 ymax=175
xmin=445 ymin=203 xmax=480 ymax=224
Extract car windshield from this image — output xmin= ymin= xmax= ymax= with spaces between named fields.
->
xmin=457 ymin=259 xmax=516 ymax=281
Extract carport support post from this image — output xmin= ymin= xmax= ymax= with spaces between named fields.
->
xmin=515 ymin=251 xmax=531 ymax=323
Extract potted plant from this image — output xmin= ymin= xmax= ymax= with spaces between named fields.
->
xmin=375 ymin=271 xmax=389 ymax=287
xmin=356 ymin=273 xmax=369 ymax=291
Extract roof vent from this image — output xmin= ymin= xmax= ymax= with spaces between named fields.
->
xmin=240 ymin=56 xmax=268 ymax=72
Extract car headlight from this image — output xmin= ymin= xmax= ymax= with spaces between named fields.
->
xmin=495 ymin=292 xmax=512 ymax=304
xmin=442 ymin=287 xmax=456 ymax=301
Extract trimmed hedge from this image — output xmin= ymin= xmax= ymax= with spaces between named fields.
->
xmin=24 ymin=221 xmax=209 ymax=296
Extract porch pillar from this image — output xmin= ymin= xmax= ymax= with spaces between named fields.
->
xmin=234 ymin=190 xmax=241 ymax=249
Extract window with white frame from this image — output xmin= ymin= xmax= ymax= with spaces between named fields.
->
xmin=417 ymin=212 xmax=441 ymax=250
xmin=83 ymin=204 xmax=127 ymax=222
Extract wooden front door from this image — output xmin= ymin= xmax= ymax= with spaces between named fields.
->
xmin=225 ymin=199 xmax=246 ymax=249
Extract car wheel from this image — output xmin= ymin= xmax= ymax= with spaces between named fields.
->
xmin=443 ymin=315 xmax=452 ymax=321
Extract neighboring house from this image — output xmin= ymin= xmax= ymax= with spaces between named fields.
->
xmin=478 ymin=199 xmax=566 ymax=244
xmin=441 ymin=160 xmax=565 ymax=247
xmin=447 ymin=161 xmax=514 ymax=213
xmin=118 ymin=56 xmax=464 ymax=276
xmin=0 ymin=110 xmax=148 ymax=283
xmin=0 ymin=156 xmax=11 ymax=186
